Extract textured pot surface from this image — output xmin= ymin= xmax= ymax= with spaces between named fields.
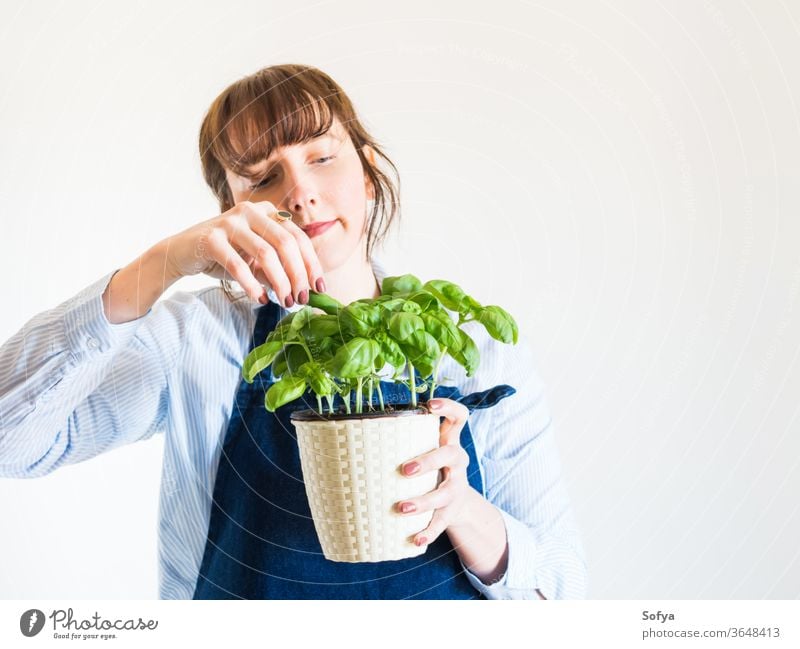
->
xmin=292 ymin=411 xmax=441 ymax=562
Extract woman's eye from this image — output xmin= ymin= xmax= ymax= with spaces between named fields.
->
xmin=249 ymin=157 xmax=334 ymax=190
xmin=250 ymin=175 xmax=274 ymax=190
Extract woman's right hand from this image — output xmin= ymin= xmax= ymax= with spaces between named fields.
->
xmin=162 ymin=200 xmax=326 ymax=307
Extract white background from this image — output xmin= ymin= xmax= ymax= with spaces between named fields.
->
xmin=1 ymin=0 xmax=799 ymax=599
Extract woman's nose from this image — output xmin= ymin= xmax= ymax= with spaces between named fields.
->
xmin=283 ymin=169 xmax=318 ymax=214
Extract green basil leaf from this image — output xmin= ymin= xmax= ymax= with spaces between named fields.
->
xmin=463 ymin=295 xmax=483 ymax=315
xmin=290 ymin=307 xmax=315 ymax=333
xmin=306 ymin=291 xmax=344 ymax=315
xmin=387 ymin=312 xmax=425 ymax=341
xmin=407 ymin=290 xmax=440 ymax=312
xmin=264 ymin=374 xmax=308 ymax=412
xmin=382 ymin=274 xmax=423 ymax=296
xmin=376 ymin=296 xmax=406 ymax=311
xmin=338 ymin=303 xmax=375 ymax=337
xmin=450 ymin=329 xmax=480 ymax=377
xmin=379 ymin=335 xmax=405 ymax=368
xmin=313 ymin=336 xmax=338 ymax=363
xmin=266 ymin=310 xmax=299 ymax=339
xmin=242 ymin=339 xmax=285 ymax=383
xmin=398 ymin=329 xmax=440 ymax=378
xmin=308 ymin=314 xmax=343 ymax=339
xmin=330 ymin=337 xmax=380 ymax=378
xmin=301 ymin=360 xmax=335 ymax=395
xmin=422 ymin=279 xmax=469 ymax=312
xmin=266 ymin=320 xmax=298 ymax=345
xmin=400 ymin=300 xmax=422 ymax=315
xmin=272 ymin=349 xmax=288 ymax=377
xmin=421 ymin=313 xmax=462 ymax=353
xmin=278 ymin=344 xmax=310 ymax=376
xmin=476 ymin=305 xmax=519 ymax=344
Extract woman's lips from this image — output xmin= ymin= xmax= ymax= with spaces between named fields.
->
xmin=303 ymin=220 xmax=337 ymax=238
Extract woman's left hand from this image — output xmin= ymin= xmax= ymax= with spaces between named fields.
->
xmin=395 ymin=397 xmax=479 ymax=547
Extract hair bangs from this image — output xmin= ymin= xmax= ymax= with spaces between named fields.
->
xmin=211 ymin=82 xmax=336 ymax=177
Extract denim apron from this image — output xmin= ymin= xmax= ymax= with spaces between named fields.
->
xmin=193 ymin=299 xmax=516 ymax=599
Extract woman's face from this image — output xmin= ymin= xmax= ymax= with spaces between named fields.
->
xmin=224 ymin=116 xmax=375 ymax=273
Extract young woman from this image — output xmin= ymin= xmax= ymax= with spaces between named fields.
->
xmin=0 ymin=63 xmax=587 ymax=600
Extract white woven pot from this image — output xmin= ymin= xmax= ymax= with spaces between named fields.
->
xmin=290 ymin=407 xmax=442 ymax=563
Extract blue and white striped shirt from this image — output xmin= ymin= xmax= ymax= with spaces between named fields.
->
xmin=0 ymin=258 xmax=587 ymax=599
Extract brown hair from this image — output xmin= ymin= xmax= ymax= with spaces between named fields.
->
xmin=198 ymin=63 xmax=401 ymax=301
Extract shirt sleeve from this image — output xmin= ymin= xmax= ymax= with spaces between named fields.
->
xmin=456 ymin=331 xmax=589 ymax=600
xmin=0 ymin=269 xmax=196 ymax=478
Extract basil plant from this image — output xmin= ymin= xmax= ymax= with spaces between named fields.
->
xmin=242 ymin=274 xmax=518 ymax=416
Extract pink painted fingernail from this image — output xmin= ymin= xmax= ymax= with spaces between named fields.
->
xmin=284 ymin=294 xmax=294 ymax=308
xmin=316 ymin=277 xmax=326 ymax=293
xmin=428 ymin=400 xmax=442 ymax=410
xmin=416 ymin=536 xmax=428 ymax=547
xmin=298 ymin=289 xmax=309 ymax=305
xmin=400 ymin=502 xmax=416 ymax=513
xmin=403 ymin=462 xmax=420 ymax=476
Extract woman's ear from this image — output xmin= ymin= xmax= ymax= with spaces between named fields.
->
xmin=363 ymin=144 xmax=377 ymax=165
xmin=362 ymin=145 xmax=377 ymax=200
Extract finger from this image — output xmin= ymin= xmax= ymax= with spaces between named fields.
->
xmin=427 ymin=398 xmax=470 ymax=446
xmin=206 ymin=230 xmax=265 ymax=302
xmin=228 ymin=225 xmax=292 ymax=306
xmin=240 ymin=202 xmax=311 ymax=304
xmin=413 ymin=509 xmax=450 ymax=548
xmin=396 ymin=476 xmax=457 ymax=516
xmin=401 ymin=444 xmax=469 ymax=477
xmin=280 ymin=219 xmax=327 ymax=293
